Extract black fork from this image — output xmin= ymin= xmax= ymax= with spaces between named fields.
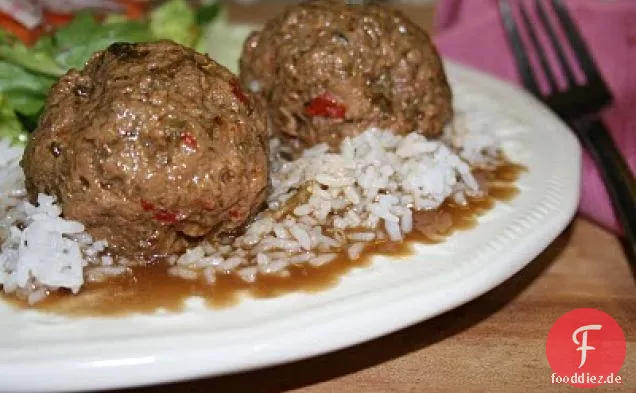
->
xmin=499 ymin=0 xmax=636 ymax=263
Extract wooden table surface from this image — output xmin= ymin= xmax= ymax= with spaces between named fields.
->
xmin=122 ymin=3 xmax=635 ymax=392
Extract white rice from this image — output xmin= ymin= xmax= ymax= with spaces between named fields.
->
xmin=0 ymin=193 xmax=100 ymax=303
xmin=309 ymin=253 xmax=339 ymax=267
xmin=0 ymin=88 xmax=507 ymax=303
xmin=347 ymin=243 xmax=366 ymax=260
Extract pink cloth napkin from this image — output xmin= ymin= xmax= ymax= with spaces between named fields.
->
xmin=433 ymin=0 xmax=636 ymax=235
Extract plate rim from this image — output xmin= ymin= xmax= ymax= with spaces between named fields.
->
xmin=0 ymin=60 xmax=582 ymax=393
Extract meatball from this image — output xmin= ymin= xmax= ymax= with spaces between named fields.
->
xmin=22 ymin=40 xmax=270 ymax=258
xmin=239 ymin=0 xmax=453 ymax=149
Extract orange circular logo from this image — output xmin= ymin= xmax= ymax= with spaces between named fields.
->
xmin=546 ymin=308 xmax=626 ymax=388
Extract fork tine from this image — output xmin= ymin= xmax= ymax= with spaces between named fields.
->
xmin=535 ymin=0 xmax=577 ymax=86
xmin=550 ymin=0 xmax=601 ymax=82
xmin=498 ymin=0 xmax=541 ymax=95
xmin=517 ymin=2 xmax=558 ymax=92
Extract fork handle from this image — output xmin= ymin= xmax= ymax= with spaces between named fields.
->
xmin=574 ymin=117 xmax=636 ymax=260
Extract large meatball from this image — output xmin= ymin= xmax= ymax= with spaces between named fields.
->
xmin=239 ymin=0 xmax=453 ymax=149
xmin=22 ymin=40 xmax=270 ymax=258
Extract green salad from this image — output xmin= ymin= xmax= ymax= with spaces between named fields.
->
xmin=0 ymin=0 xmax=256 ymax=145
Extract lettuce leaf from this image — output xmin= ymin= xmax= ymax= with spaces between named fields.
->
xmin=0 ymin=93 xmax=28 ymax=145
xmin=53 ymin=13 xmax=152 ymax=71
xmin=0 ymin=31 xmax=65 ymax=77
xmin=150 ymin=0 xmax=201 ymax=47
xmin=195 ymin=2 xmax=221 ymax=27
xmin=0 ymin=61 xmax=54 ymax=116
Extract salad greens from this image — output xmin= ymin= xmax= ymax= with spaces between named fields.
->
xmin=151 ymin=0 xmax=198 ymax=47
xmin=0 ymin=60 xmax=54 ymax=116
xmin=0 ymin=32 xmax=66 ymax=77
xmin=0 ymin=0 xmax=221 ymax=145
xmin=52 ymin=13 xmax=153 ymax=72
xmin=0 ymin=93 xmax=27 ymax=145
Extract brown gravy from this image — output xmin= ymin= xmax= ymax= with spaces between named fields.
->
xmin=4 ymin=163 xmax=524 ymax=316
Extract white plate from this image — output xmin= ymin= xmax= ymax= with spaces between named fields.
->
xmin=0 ymin=61 xmax=581 ymax=393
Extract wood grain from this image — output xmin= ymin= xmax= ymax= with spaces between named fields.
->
xmin=120 ymin=3 xmax=635 ymax=392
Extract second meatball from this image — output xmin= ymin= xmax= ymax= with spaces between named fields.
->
xmin=240 ymin=0 xmax=453 ymax=149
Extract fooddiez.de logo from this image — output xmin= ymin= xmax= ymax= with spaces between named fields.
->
xmin=546 ymin=308 xmax=626 ymax=388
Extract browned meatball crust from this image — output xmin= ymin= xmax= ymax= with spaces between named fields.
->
xmin=239 ymin=0 xmax=453 ymax=149
xmin=22 ymin=40 xmax=270 ymax=258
